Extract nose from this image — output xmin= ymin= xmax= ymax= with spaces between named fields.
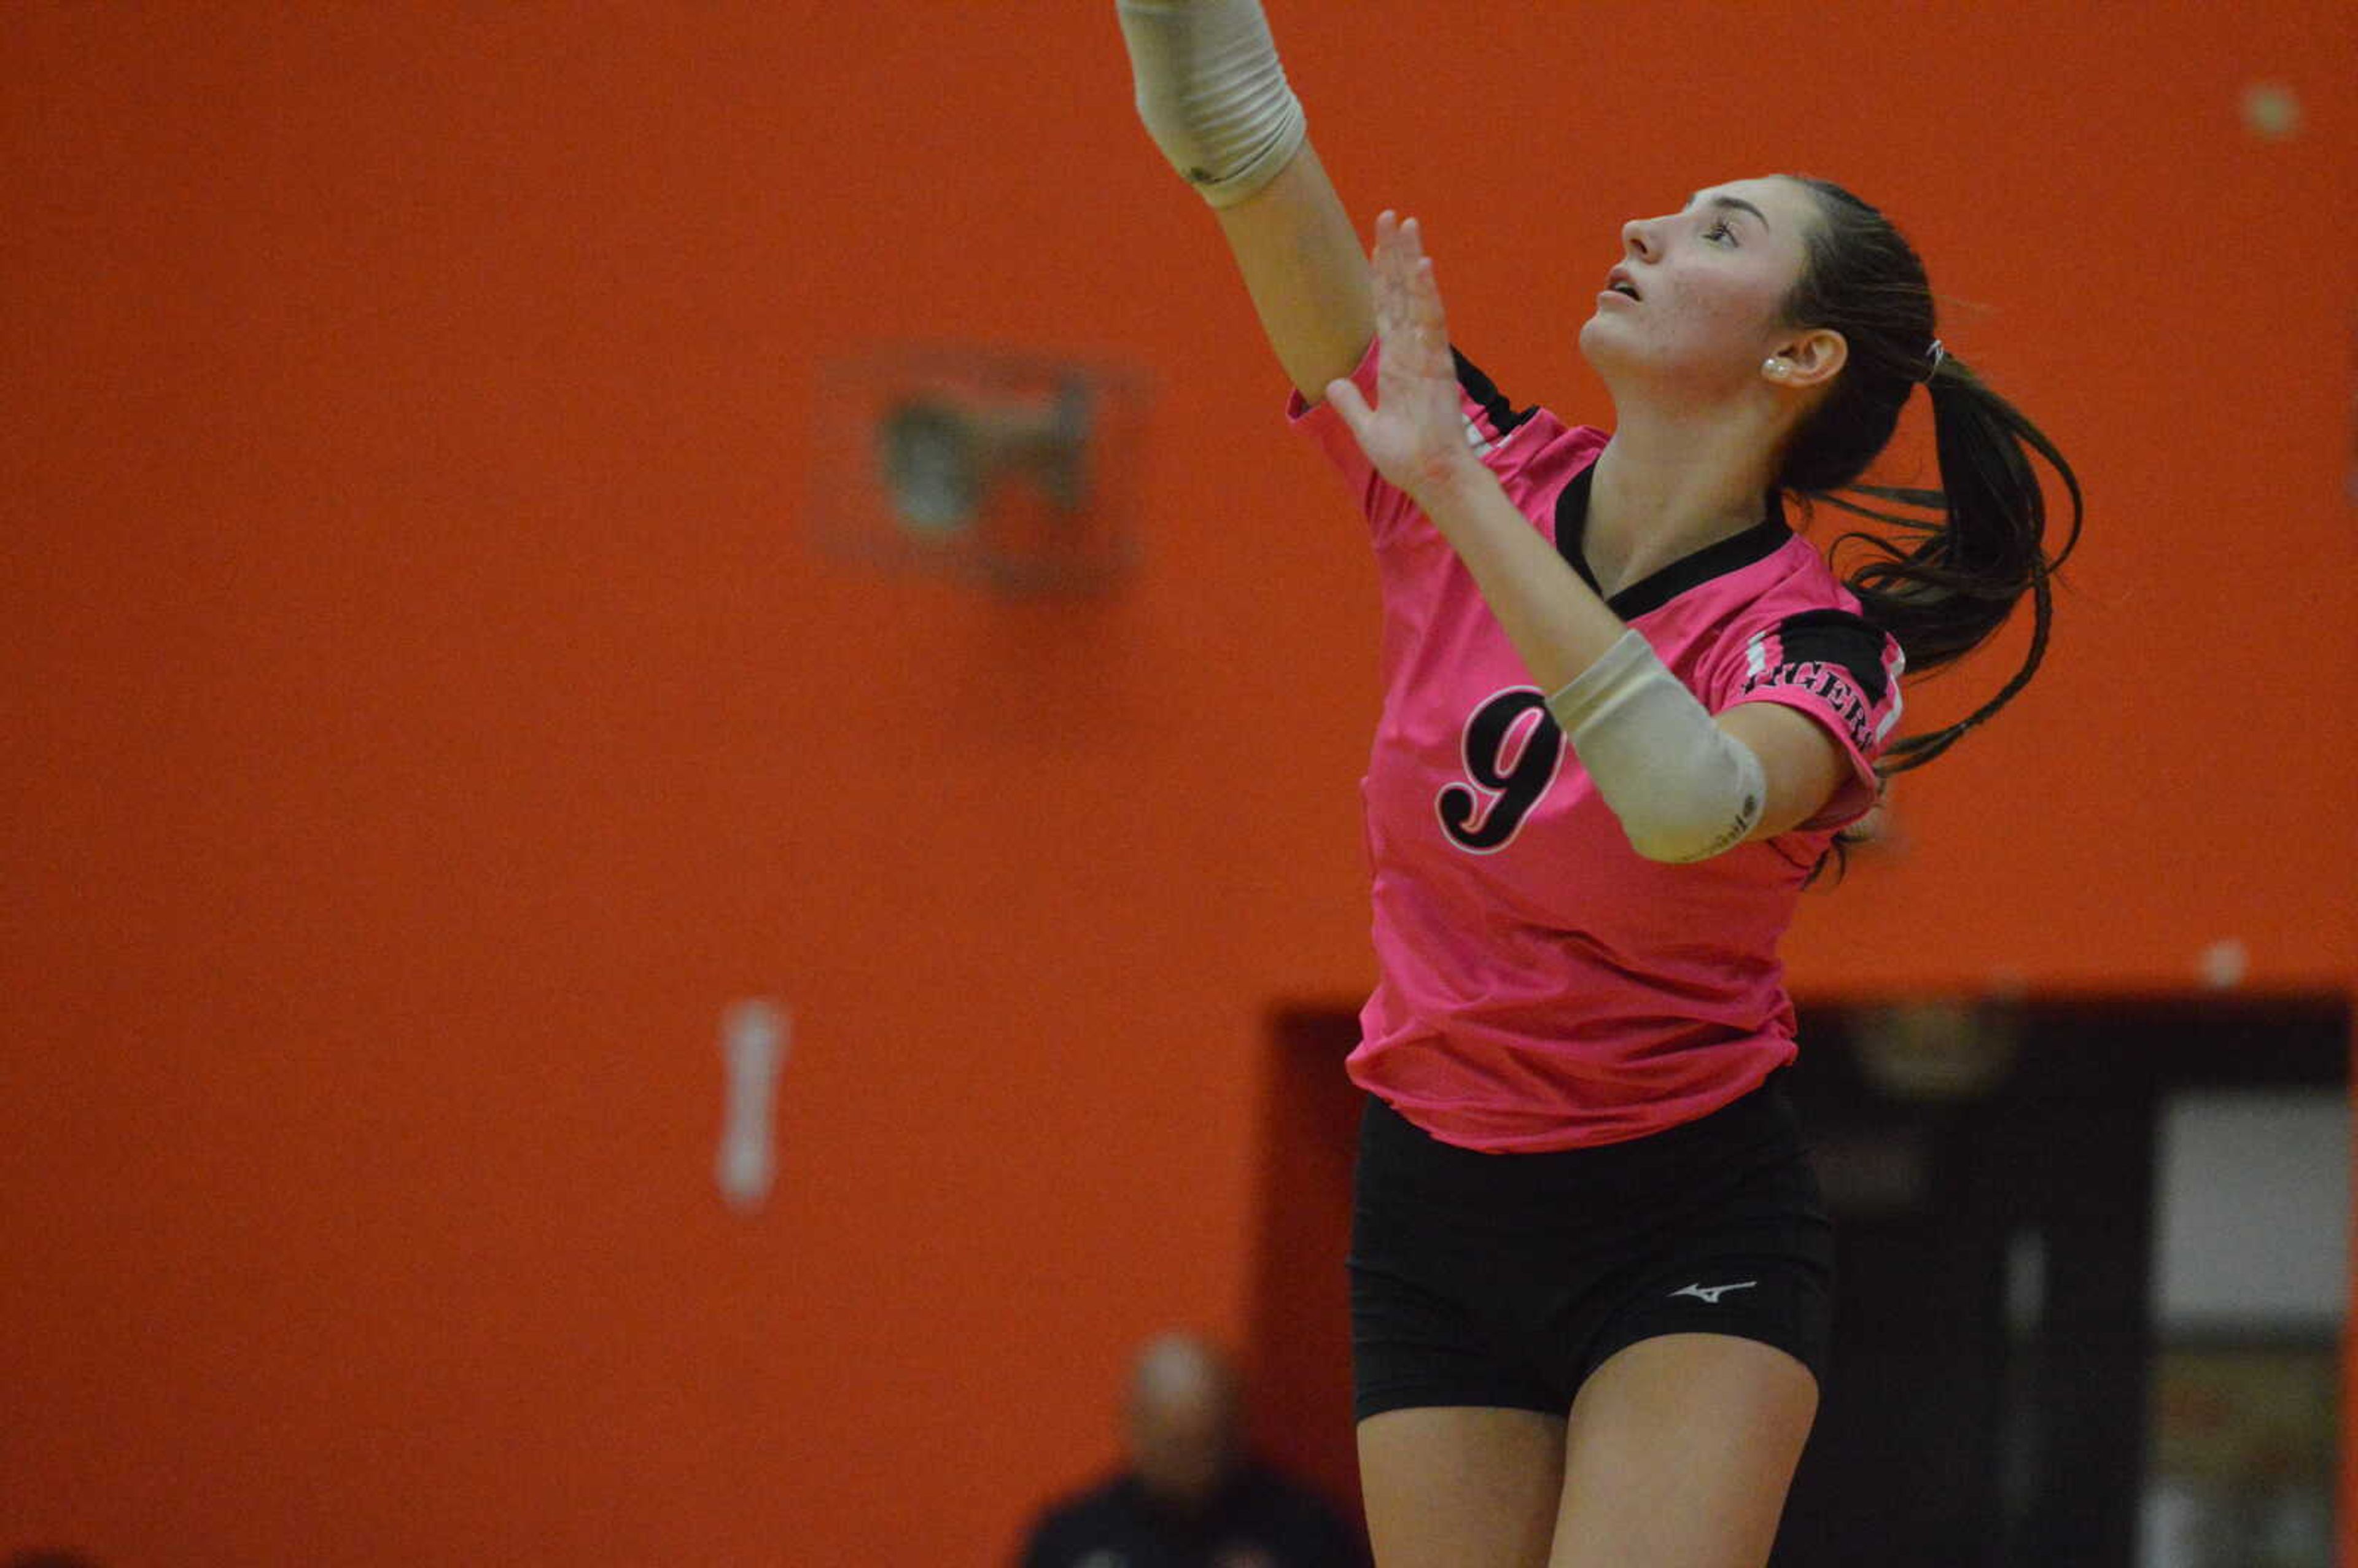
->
xmin=1621 ymin=215 xmax=1658 ymax=260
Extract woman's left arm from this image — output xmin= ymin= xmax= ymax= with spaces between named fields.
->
xmin=1326 ymin=212 xmax=1847 ymax=858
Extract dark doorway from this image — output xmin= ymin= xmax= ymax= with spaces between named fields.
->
xmin=1245 ymin=994 xmax=2349 ymax=1567
xmin=1242 ymin=1008 xmax=1369 ymax=1558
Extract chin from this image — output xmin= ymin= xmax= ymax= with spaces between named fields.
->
xmin=1576 ymin=317 xmax=1639 ymax=380
xmin=1575 ymin=314 xmax=1611 ymax=365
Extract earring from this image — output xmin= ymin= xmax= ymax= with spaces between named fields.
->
xmin=1764 ymin=359 xmax=1785 ymax=376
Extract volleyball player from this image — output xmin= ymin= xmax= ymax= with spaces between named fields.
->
xmin=1113 ymin=4 xmax=2084 ymax=1566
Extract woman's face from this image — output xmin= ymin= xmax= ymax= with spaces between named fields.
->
xmin=1579 ymin=174 xmax=1826 ymax=398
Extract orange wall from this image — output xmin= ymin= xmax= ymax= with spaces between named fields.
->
xmin=4 ymin=3 xmax=2351 ymax=1562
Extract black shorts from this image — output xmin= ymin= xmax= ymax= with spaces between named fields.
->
xmin=1348 ymin=1073 xmax=1834 ymax=1422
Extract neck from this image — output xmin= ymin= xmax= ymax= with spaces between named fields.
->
xmin=1586 ymin=394 xmax=1784 ymax=600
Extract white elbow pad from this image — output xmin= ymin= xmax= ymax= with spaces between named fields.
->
xmin=1546 ymin=629 xmax=1767 ymax=863
xmin=1116 ymin=0 xmax=1307 ymax=209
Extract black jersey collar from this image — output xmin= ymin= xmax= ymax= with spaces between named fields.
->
xmin=1553 ymin=459 xmax=1791 ymax=621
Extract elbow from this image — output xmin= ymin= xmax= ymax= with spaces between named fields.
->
xmin=1625 ymin=822 xmax=1745 ymax=866
xmin=1549 ymin=629 xmax=1770 ymax=865
xmin=1609 ymin=788 xmax=1766 ymax=866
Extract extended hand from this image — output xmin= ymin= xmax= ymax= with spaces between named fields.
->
xmin=1324 ymin=212 xmax=1484 ymax=506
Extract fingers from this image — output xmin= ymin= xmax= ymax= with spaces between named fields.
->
xmin=1369 ymin=210 xmax=1401 ymax=330
xmin=1371 ymin=213 xmax=1438 ymax=306
xmin=1368 ymin=209 xmax=1447 ymax=372
xmin=1396 ymin=220 xmax=1439 ymax=329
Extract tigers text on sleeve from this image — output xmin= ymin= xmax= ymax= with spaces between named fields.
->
xmin=1720 ymin=608 xmax=1904 ymax=831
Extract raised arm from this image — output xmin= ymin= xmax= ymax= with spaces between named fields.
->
xmin=1117 ymin=1 xmax=1374 ymax=403
xmin=1329 ymin=214 xmax=1850 ymax=862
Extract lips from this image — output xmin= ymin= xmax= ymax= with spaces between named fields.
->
xmin=1605 ymin=266 xmax=1641 ymax=301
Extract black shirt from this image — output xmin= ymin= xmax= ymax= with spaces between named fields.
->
xmin=1018 ymin=1464 xmax=1364 ymax=1568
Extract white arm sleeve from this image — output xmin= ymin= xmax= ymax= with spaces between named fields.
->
xmin=1545 ymin=629 xmax=1767 ymax=864
xmin=1116 ymin=0 xmax=1308 ymax=209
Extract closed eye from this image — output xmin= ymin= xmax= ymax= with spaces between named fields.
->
xmin=1704 ymin=218 xmax=1736 ymax=245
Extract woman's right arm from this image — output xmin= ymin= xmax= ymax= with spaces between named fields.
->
xmin=1213 ymin=139 xmax=1375 ymax=405
xmin=1118 ymin=1 xmax=1374 ymax=405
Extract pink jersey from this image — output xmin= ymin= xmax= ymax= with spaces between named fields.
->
xmin=1291 ymin=340 xmax=1905 ymax=1153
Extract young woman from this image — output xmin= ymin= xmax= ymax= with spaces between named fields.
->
xmin=1112 ymin=5 xmax=2082 ymax=1566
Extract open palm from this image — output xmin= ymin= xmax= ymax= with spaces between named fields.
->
xmin=1325 ymin=212 xmax=1480 ymax=505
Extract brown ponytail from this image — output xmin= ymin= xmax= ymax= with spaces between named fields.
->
xmin=1773 ymin=177 xmax=2085 ymax=776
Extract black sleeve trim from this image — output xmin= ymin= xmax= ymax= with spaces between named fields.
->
xmin=1449 ymin=347 xmax=1538 ymax=441
xmin=1771 ymin=608 xmax=1893 ymax=704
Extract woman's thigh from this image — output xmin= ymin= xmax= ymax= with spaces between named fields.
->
xmin=1358 ymin=1404 xmax=1566 ymax=1568
xmin=1549 ymin=1332 xmax=1819 ymax=1568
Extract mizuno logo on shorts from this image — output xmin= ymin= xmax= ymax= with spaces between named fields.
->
xmin=1670 ymin=1281 xmax=1758 ymax=1305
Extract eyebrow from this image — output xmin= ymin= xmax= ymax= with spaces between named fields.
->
xmin=1685 ymin=192 xmax=1772 ymax=234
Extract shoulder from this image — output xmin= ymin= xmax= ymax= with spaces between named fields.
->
xmin=1714 ymin=598 xmax=1905 ymax=774
xmin=1022 ymin=1475 xmax=1134 ymax=1554
xmin=1741 ymin=605 xmax=1899 ymax=700
xmin=1719 ymin=542 xmax=1900 ymax=686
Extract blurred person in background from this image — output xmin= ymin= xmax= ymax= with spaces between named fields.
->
xmin=1018 ymin=1332 xmax=1366 ymax=1568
